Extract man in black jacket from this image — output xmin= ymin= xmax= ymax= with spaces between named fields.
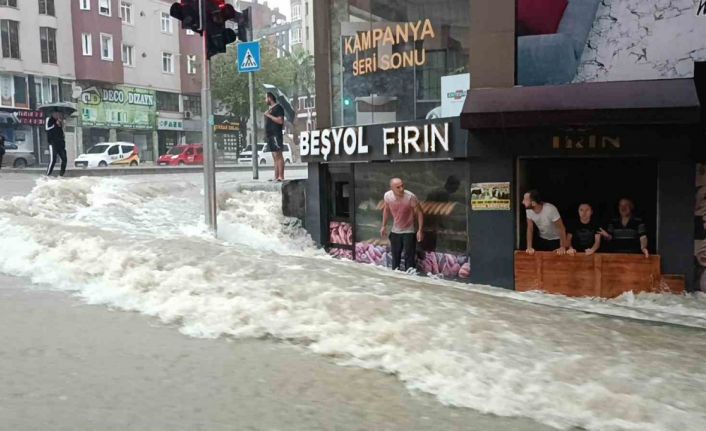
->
xmin=0 ymin=134 xmax=6 ymax=170
xmin=45 ymin=111 xmax=67 ymax=176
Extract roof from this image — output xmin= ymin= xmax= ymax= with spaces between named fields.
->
xmin=461 ymin=79 xmax=701 ymax=129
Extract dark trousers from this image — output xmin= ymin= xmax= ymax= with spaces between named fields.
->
xmin=0 ymin=152 xmax=3 ymax=169
xmin=47 ymin=142 xmax=67 ymax=176
xmin=390 ymin=232 xmax=416 ymax=271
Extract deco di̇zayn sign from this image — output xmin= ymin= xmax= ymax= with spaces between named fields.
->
xmin=300 ymin=122 xmax=451 ymax=162
xmin=345 ymin=19 xmax=436 ymax=76
xmin=80 ymin=85 xmax=155 ymax=129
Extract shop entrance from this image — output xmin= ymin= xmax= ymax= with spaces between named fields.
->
xmin=517 ymin=157 xmax=658 ymax=252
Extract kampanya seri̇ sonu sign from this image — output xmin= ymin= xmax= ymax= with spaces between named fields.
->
xmin=345 ymin=19 xmax=435 ymax=76
xmin=300 ymin=123 xmax=450 ymax=161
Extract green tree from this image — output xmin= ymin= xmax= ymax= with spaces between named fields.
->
xmin=210 ymin=39 xmax=294 ymax=153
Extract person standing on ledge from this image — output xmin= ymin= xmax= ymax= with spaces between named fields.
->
xmin=45 ymin=111 xmax=67 ymax=177
xmin=523 ymin=189 xmax=568 ymax=255
xmin=263 ymin=92 xmax=285 ymax=182
xmin=380 ymin=177 xmax=424 ymax=272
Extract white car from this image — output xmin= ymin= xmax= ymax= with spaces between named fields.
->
xmin=237 ymin=143 xmax=292 ymax=165
xmin=74 ymin=142 xmax=140 ymax=168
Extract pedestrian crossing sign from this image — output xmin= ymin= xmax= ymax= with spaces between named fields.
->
xmin=237 ymin=41 xmax=261 ymax=73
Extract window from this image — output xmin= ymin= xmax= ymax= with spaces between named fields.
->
xmin=38 ymin=0 xmax=55 ymax=16
xmin=0 ymin=0 xmax=18 ymax=7
xmin=162 ymin=52 xmax=174 ymax=73
xmin=80 ymin=0 xmax=90 ymax=10
xmin=82 ymin=33 xmax=92 ymax=56
xmin=39 ymin=27 xmax=57 ymax=64
xmin=0 ymin=20 xmax=20 ymax=59
xmin=121 ymin=44 xmax=133 ymax=66
xmin=121 ymin=145 xmax=134 ymax=154
xmin=14 ymin=75 xmax=27 ymax=108
xmin=0 ymin=74 xmax=27 ymax=108
xmin=292 ymin=4 xmax=301 ymax=20
xmin=120 ymin=2 xmax=133 ymax=24
xmin=182 ymin=95 xmax=201 ymax=116
xmin=157 ymin=91 xmax=179 ymax=112
xmin=161 ymin=13 xmax=173 ymax=34
xmin=186 ymin=29 xmax=195 ymax=36
xmin=100 ymin=33 xmax=113 ymax=61
xmin=291 ymin=27 xmax=301 ymax=44
xmin=187 ymin=55 xmax=197 ymax=75
xmin=99 ymin=0 xmax=110 ymax=16
xmin=306 ymin=26 xmax=309 ymax=41
xmin=108 ymin=145 xmax=119 ymax=155
xmin=0 ymin=74 xmax=12 ymax=106
xmin=35 ymin=77 xmax=59 ymax=105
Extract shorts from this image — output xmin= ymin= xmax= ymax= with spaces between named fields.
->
xmin=266 ymin=135 xmax=283 ymax=152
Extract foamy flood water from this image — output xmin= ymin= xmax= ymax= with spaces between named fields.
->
xmin=1 ymin=174 xmax=706 ymax=431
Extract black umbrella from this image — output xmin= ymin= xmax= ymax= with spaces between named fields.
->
xmin=262 ymin=84 xmax=295 ymax=124
xmin=38 ymin=102 xmax=77 ymax=116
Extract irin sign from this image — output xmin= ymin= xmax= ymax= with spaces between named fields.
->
xmin=300 ymin=127 xmax=367 ymax=161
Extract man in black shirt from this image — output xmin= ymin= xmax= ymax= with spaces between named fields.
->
xmin=263 ymin=92 xmax=285 ymax=182
xmin=45 ymin=111 xmax=67 ymax=177
xmin=567 ymin=203 xmax=601 ymax=255
xmin=0 ymin=134 xmax=5 ymax=170
xmin=599 ymin=198 xmax=649 ymax=257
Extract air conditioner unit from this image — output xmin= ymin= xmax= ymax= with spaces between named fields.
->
xmin=184 ymin=111 xmax=192 ymax=119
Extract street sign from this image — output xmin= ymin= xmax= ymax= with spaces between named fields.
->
xmin=237 ymin=41 xmax=261 ymax=73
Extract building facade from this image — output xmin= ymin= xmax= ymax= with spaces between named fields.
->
xmin=305 ymin=0 xmax=706 ymax=293
xmin=289 ymin=0 xmax=313 ymax=55
xmin=0 ymin=0 xmax=76 ymax=164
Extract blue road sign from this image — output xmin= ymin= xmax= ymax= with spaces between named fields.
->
xmin=237 ymin=41 xmax=261 ymax=73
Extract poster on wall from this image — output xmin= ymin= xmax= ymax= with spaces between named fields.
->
xmin=441 ymin=73 xmax=470 ymax=118
xmin=516 ymin=0 xmax=706 ymax=86
xmin=471 ymin=182 xmax=511 ymax=211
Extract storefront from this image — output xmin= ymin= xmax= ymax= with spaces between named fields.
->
xmin=79 ymin=84 xmax=156 ymax=162
xmin=302 ymin=119 xmax=473 ymax=279
xmin=0 ymin=109 xmax=43 ymax=159
xmin=157 ymin=117 xmax=183 ymax=156
xmin=213 ymin=115 xmax=244 ymax=164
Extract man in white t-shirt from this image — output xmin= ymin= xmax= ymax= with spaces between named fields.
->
xmin=522 ymin=189 xmax=567 ymax=255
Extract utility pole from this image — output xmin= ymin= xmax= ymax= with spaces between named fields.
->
xmin=248 ymin=26 xmax=258 ymax=180
xmin=201 ymin=28 xmax=217 ymax=232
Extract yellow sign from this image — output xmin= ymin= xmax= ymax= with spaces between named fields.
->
xmin=344 ymin=19 xmax=436 ymax=76
xmin=471 ymin=182 xmax=511 ymax=211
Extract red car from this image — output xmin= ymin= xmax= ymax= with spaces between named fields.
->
xmin=158 ymin=144 xmax=203 ymax=166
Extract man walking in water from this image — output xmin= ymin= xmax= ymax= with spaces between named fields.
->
xmin=380 ymin=177 xmax=424 ymax=272
xmin=263 ymin=92 xmax=285 ymax=182
xmin=45 ymin=111 xmax=67 ymax=177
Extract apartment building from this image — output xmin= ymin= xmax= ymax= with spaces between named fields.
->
xmin=0 ymin=0 xmax=76 ymax=164
xmin=72 ymin=0 xmax=204 ymax=162
xmin=290 ymin=0 xmax=313 ymax=55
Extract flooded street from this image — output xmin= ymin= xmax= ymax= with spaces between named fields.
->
xmin=2 ymin=173 xmax=706 ymax=431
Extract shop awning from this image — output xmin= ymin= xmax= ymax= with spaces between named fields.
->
xmin=461 ymin=79 xmax=701 ymax=129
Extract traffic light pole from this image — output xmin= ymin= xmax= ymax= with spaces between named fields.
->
xmin=202 ymin=30 xmax=218 ymax=233
xmin=248 ymin=25 xmax=258 ymax=180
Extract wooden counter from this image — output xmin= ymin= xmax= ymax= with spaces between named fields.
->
xmin=514 ymin=251 xmax=684 ymax=298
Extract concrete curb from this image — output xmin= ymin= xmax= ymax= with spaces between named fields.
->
xmin=4 ymin=164 xmax=307 ymax=177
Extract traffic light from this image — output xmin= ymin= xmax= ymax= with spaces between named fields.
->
xmin=169 ymin=0 xmax=201 ymax=33
xmin=233 ymin=8 xmax=250 ymax=42
xmin=203 ymin=0 xmax=237 ymax=59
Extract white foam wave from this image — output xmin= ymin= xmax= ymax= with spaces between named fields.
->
xmin=2 ymin=176 xmax=706 ymax=431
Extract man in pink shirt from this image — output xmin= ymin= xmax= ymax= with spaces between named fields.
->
xmin=380 ymin=177 xmax=424 ymax=271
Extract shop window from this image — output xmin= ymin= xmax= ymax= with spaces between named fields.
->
xmin=157 ymin=91 xmax=180 ymax=112
xmin=1 ymin=19 xmax=20 ymax=59
xmin=333 ymin=181 xmax=350 ymax=218
xmin=0 ymin=1 xmax=18 ymax=7
xmin=13 ymin=75 xmax=27 ymax=108
xmin=332 ymin=0 xmax=470 ymax=127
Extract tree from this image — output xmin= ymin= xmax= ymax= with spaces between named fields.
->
xmin=210 ymin=39 xmax=294 ymax=154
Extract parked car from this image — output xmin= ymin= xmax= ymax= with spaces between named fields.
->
xmin=157 ymin=144 xmax=203 ymax=166
xmin=237 ymin=143 xmax=292 ymax=165
xmin=1 ymin=143 xmax=36 ymax=168
xmin=74 ymin=142 xmax=139 ymax=168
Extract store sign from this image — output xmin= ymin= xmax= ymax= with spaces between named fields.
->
xmin=345 ymin=19 xmax=435 ymax=76
xmin=213 ymin=115 xmax=240 ymax=133
xmin=158 ymin=119 xmax=183 ymax=130
xmin=552 ymin=133 xmax=621 ymax=150
xmin=79 ymin=85 xmax=155 ymax=129
xmin=301 ymin=122 xmax=453 ymax=162
xmin=1 ymin=110 xmax=44 ymax=126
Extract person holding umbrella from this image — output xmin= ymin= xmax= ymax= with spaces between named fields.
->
xmin=45 ymin=110 xmax=67 ymax=177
